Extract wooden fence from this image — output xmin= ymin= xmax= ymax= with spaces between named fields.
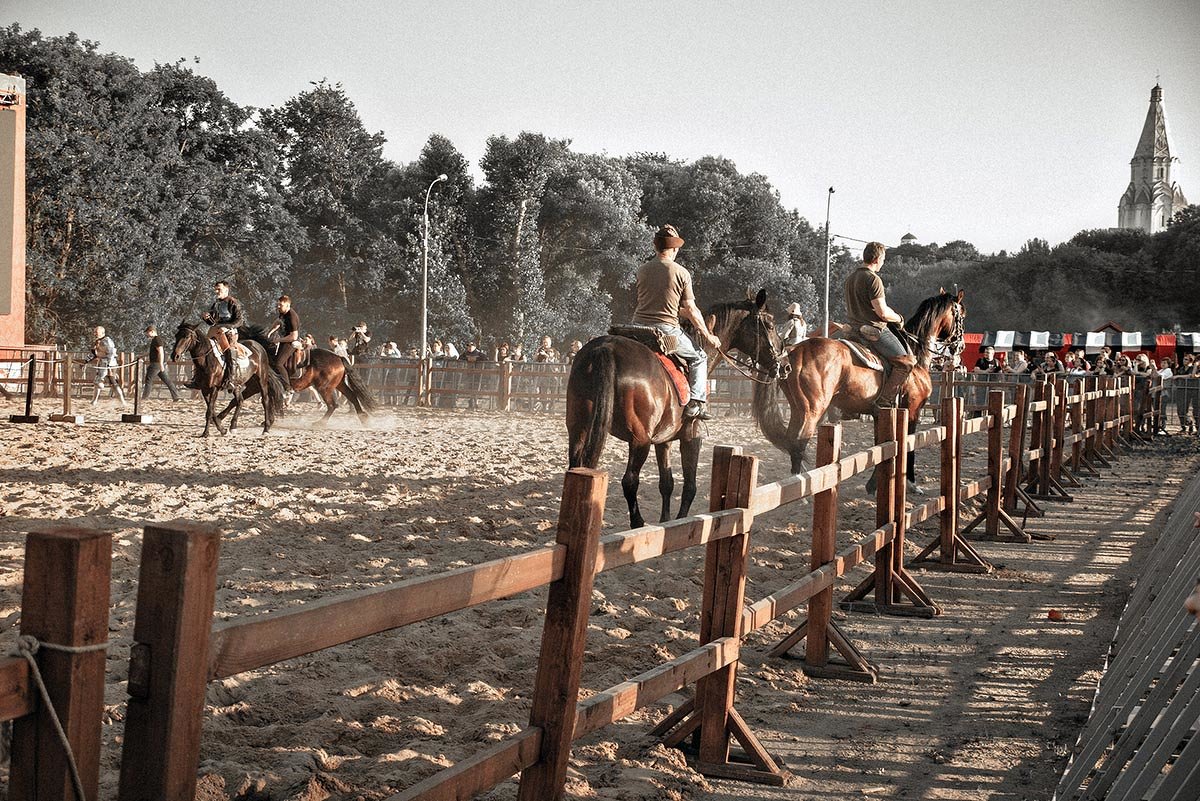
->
xmin=0 ymin=528 xmax=112 ymax=801
xmin=1054 ymin=468 xmax=1200 ymax=801
xmin=94 ymin=375 xmax=1140 ymax=800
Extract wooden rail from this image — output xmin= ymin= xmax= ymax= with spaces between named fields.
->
xmin=112 ymin=375 xmax=1135 ymax=800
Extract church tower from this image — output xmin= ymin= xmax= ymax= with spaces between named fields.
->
xmin=1118 ymin=84 xmax=1187 ymax=233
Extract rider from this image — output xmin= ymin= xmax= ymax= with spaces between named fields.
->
xmin=844 ymin=241 xmax=915 ymax=409
xmin=778 ymin=303 xmax=808 ymax=352
xmin=265 ymin=294 xmax=303 ymax=388
xmin=631 ymin=224 xmax=722 ymax=421
xmin=202 ymin=280 xmax=245 ymax=390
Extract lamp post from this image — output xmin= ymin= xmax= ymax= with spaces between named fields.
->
xmin=823 ymin=186 xmax=835 ymax=336
xmin=420 ymin=173 xmax=448 ymax=406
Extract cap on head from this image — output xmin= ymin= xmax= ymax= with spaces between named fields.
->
xmin=786 ymin=302 xmax=804 ymax=317
xmin=654 ymin=224 xmax=684 ymax=251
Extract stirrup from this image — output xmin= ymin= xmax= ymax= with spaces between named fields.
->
xmin=684 ymin=400 xmax=711 ymax=420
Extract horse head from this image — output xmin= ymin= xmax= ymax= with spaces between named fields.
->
xmin=712 ymin=289 xmax=790 ymax=381
xmin=912 ymin=290 xmax=966 ymax=365
xmin=173 ymin=321 xmax=201 ymax=362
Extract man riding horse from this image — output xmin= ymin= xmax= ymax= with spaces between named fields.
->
xmin=631 ymin=224 xmax=723 ymax=421
xmin=845 ymin=241 xmax=916 ymax=408
xmin=202 ymin=280 xmax=245 ymax=389
xmin=265 ymin=294 xmax=305 ymax=390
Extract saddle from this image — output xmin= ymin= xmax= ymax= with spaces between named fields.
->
xmin=211 ymin=339 xmax=253 ymax=374
xmin=838 ymin=323 xmax=919 ymax=373
xmin=608 ymin=325 xmax=690 ymax=406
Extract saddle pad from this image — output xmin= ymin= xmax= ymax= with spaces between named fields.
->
xmin=842 ymin=340 xmax=885 ymax=371
xmin=655 ymin=353 xmax=690 ymax=406
xmin=211 ymin=339 xmax=253 ymax=371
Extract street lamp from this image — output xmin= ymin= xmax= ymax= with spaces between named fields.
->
xmin=823 ymin=186 xmax=835 ymax=336
xmin=420 ymin=173 xmax=448 ymax=405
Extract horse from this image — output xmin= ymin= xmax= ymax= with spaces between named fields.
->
xmin=172 ymin=322 xmax=285 ymax=437
xmin=752 ymin=290 xmax=966 ymax=489
xmin=567 ymin=289 xmax=788 ymax=528
xmin=237 ymin=325 xmax=378 ymax=426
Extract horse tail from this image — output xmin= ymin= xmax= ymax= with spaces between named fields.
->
xmin=263 ymin=361 xmax=287 ymax=428
xmin=340 ymin=357 xmax=379 ymax=414
xmin=569 ymin=343 xmax=615 ymax=469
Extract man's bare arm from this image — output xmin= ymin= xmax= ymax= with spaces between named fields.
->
xmin=870 ymin=297 xmax=903 ymax=324
xmin=682 ymin=300 xmax=721 ymax=349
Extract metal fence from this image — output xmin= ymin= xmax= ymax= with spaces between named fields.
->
xmin=1054 ymin=470 xmax=1200 ymax=801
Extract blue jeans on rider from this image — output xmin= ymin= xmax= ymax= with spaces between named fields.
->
xmin=652 ymin=324 xmax=707 ymax=402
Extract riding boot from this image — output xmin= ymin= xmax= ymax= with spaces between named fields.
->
xmin=222 ymin=348 xmax=235 ymax=390
xmin=875 ymin=358 xmax=915 ymax=409
xmin=683 ymin=399 xmax=712 ymax=421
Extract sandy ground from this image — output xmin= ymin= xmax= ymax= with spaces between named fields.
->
xmin=0 ymin=392 xmax=1195 ymax=801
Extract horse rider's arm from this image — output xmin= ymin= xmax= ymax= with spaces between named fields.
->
xmin=682 ymin=300 xmax=722 ymax=349
xmin=870 ymin=297 xmax=904 ymax=324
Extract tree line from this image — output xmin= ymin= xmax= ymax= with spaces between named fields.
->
xmin=3 ymin=24 xmax=1196 ymax=353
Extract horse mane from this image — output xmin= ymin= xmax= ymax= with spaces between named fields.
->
xmin=905 ymin=294 xmax=957 ymax=363
xmin=699 ymin=298 xmax=768 ymax=339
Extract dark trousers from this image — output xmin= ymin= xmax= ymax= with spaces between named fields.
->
xmin=143 ymin=362 xmax=180 ymax=400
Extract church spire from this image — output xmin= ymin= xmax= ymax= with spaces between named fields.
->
xmin=1118 ymin=83 xmax=1187 ymax=233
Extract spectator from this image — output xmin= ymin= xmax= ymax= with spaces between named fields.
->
xmin=510 ymin=344 xmax=526 ymax=362
xmin=381 ymin=341 xmax=402 ymax=359
xmin=1005 ymin=350 xmax=1030 ymax=374
xmin=460 ymin=341 xmax=487 ymax=364
xmin=778 ymin=303 xmax=808 ymax=351
xmin=974 ymin=346 xmax=1000 ymax=374
xmin=534 ymin=335 xmax=560 ymax=363
xmin=1112 ymin=353 xmax=1133 ymax=376
xmin=566 ymin=340 xmax=583 ymax=362
xmin=1177 ymin=354 xmax=1199 ymax=435
xmin=444 ymin=341 xmax=460 ymax=359
xmin=429 ymin=340 xmax=446 ymax=361
xmin=1031 ymin=350 xmax=1063 ymax=380
xmin=494 ymin=343 xmax=510 ymax=363
xmin=1067 ymin=353 xmax=1091 ymax=376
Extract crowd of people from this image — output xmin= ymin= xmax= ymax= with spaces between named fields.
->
xmin=365 ymin=335 xmax=586 ymax=365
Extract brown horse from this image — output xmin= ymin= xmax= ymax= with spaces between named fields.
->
xmin=173 ymin=322 xmax=285 ymax=436
xmin=567 ymin=290 xmax=788 ymax=528
xmin=238 ymin=325 xmax=378 ymax=426
xmin=753 ymin=290 xmax=966 ymax=487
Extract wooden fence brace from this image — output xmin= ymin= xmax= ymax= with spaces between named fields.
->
xmin=913 ymin=396 xmax=992 ymax=572
xmin=517 ymin=468 xmax=609 ymax=801
xmin=1025 ymin=380 xmax=1046 ymax=490
xmin=843 ymin=409 xmax=940 ymax=617
xmin=1052 ymin=380 xmax=1081 ymax=487
xmin=1030 ymin=380 xmax=1072 ymax=502
xmin=1002 ymin=383 xmax=1044 ymax=521
xmin=10 ymin=354 xmax=40 ymax=423
xmin=1080 ymin=376 xmax=1104 ymax=472
xmin=118 ymin=523 xmax=221 ymax=801
xmin=1071 ymin=383 xmax=1098 ymax=477
xmin=962 ymin=391 xmax=1029 ymax=542
xmin=9 ymin=528 xmax=112 ymax=801
xmin=767 ymin=424 xmax=879 ymax=682
xmin=660 ymin=448 xmax=785 ymax=785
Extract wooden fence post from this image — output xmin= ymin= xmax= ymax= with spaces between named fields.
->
xmin=118 ymin=523 xmax=221 ymax=801
xmin=804 ymin=425 xmax=841 ymax=666
xmin=9 ymin=528 xmax=112 ymax=801
xmin=499 ymin=361 xmax=512 ymax=411
xmin=939 ymin=395 xmax=961 ymax=563
xmin=517 ymin=468 xmax=608 ymax=801
xmin=10 ymin=354 xmax=39 ymax=423
xmin=1003 ymin=383 xmax=1028 ymax=511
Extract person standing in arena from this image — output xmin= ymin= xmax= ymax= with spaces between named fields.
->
xmin=86 ymin=325 xmax=126 ymax=406
xmin=142 ymin=325 xmax=181 ymax=401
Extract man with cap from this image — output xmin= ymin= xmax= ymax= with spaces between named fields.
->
xmin=778 ymin=303 xmax=808 ymax=352
xmin=844 ymin=241 xmax=915 ymax=409
xmin=631 ymin=224 xmax=721 ymax=420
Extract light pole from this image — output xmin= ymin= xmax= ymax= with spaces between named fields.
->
xmin=822 ymin=186 xmax=835 ymax=336
xmin=420 ymin=173 xmax=448 ymax=406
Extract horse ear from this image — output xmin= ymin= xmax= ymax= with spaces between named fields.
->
xmin=956 ymin=289 xmax=965 ymax=302
xmin=939 ymin=287 xmax=947 ymax=295
xmin=705 ymin=313 xmax=718 ymax=334
xmin=755 ymin=288 xmax=767 ymax=308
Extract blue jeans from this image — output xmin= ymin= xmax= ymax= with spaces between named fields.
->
xmin=652 ymin=324 xmax=707 ymax=402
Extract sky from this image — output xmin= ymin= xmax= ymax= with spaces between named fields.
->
xmin=5 ymin=0 xmax=1200 ymax=254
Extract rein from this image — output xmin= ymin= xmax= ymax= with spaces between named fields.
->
xmin=714 ymin=309 xmax=781 ymax=384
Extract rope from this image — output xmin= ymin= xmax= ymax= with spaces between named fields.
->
xmin=11 ymin=634 xmax=109 ymax=801
xmin=716 ymin=347 xmax=776 ymax=384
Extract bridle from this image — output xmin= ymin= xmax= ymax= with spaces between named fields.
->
xmin=717 ymin=310 xmax=790 ymax=384
xmin=927 ymin=302 xmax=966 ymax=361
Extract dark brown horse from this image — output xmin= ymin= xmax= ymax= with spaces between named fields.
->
xmin=567 ymin=290 xmax=788 ymax=528
xmin=173 ymin=322 xmax=285 ymax=436
xmin=238 ymin=326 xmax=378 ymax=426
xmin=753 ymin=290 xmax=966 ymax=488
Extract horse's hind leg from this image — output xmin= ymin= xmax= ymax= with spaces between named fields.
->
xmin=337 ymin=381 xmax=369 ymax=426
xmin=654 ymin=443 xmax=675 ymax=522
xmin=622 ymin=443 xmax=652 ymax=529
xmin=677 ymin=434 xmax=703 ymax=519
xmin=314 ymin=385 xmax=337 ymax=426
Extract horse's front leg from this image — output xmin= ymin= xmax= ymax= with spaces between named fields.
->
xmin=654 ymin=443 xmax=675 ymax=522
xmin=906 ymin=417 xmax=925 ymax=495
xmin=228 ymin=389 xmax=244 ymax=431
xmin=676 ymin=434 xmax=703 ymax=519
xmin=208 ymin=391 xmax=227 ymax=436
xmin=622 ymin=443 xmax=652 ymax=529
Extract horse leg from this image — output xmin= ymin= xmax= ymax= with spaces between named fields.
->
xmin=677 ymin=434 xmax=703 ymax=519
xmin=314 ymin=383 xmax=337 ymax=427
xmin=906 ymin=417 xmax=925 ymax=495
xmin=337 ymin=379 xmax=369 ymax=426
xmin=228 ymin=389 xmax=243 ymax=432
xmin=622 ymin=443 xmax=652 ymax=529
xmin=210 ymin=391 xmax=228 ymax=436
xmin=654 ymin=443 xmax=675 ymax=522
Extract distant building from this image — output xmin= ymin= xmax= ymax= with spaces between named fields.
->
xmin=1118 ymin=84 xmax=1187 ymax=233
xmin=900 ymin=232 xmax=918 ymax=246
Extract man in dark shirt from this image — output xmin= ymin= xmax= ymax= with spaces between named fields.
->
xmin=266 ymin=295 xmax=303 ymax=388
xmin=202 ymin=280 xmax=245 ymax=388
xmin=974 ymin=346 xmax=1000 ymax=373
xmin=142 ymin=325 xmax=181 ymax=401
xmin=844 ymin=241 xmax=915 ymax=409
xmin=459 ymin=342 xmax=487 ymax=364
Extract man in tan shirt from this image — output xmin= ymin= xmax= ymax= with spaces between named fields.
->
xmin=632 ymin=224 xmax=722 ymax=420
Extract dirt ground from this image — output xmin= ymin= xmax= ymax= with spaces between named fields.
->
xmin=1 ymin=393 xmax=1195 ymax=801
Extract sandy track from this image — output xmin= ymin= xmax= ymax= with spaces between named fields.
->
xmin=1 ymin=395 xmax=1193 ymax=800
